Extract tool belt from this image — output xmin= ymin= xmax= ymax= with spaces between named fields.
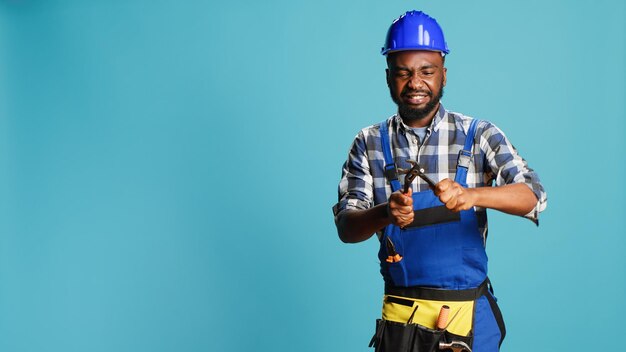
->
xmin=369 ymin=279 xmax=503 ymax=352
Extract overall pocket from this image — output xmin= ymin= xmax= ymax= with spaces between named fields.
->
xmin=387 ymin=261 xmax=409 ymax=287
xmin=382 ymin=228 xmax=409 ymax=287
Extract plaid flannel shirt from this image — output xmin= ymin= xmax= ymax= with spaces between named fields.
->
xmin=333 ymin=104 xmax=547 ymax=240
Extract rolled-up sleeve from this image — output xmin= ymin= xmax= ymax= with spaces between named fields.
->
xmin=332 ymin=130 xmax=375 ymax=220
xmin=480 ymin=122 xmax=547 ymax=224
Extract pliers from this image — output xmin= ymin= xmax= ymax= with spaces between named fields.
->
xmin=385 ymin=237 xmax=402 ymax=263
xmin=398 ymin=159 xmax=438 ymax=193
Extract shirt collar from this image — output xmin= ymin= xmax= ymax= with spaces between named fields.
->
xmin=393 ymin=104 xmax=448 ymax=134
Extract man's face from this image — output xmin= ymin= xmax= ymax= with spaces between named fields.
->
xmin=386 ymin=51 xmax=447 ymax=126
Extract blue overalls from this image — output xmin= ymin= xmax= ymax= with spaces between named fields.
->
xmin=369 ymin=119 xmax=506 ymax=352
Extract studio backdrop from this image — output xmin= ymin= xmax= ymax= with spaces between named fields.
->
xmin=1 ymin=1 xmax=624 ymax=351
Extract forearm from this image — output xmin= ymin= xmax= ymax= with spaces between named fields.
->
xmin=335 ymin=204 xmax=391 ymax=243
xmin=470 ymin=183 xmax=538 ymax=216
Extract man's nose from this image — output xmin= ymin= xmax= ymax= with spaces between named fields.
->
xmin=407 ymin=73 xmax=424 ymax=90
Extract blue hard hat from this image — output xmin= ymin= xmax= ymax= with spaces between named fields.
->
xmin=381 ymin=10 xmax=449 ymax=56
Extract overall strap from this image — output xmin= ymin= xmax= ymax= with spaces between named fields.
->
xmin=454 ymin=119 xmax=480 ymax=186
xmin=379 ymin=121 xmax=402 ymax=192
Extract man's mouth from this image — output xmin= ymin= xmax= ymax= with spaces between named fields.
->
xmin=403 ymin=91 xmax=431 ymax=105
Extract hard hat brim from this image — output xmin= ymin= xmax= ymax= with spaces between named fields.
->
xmin=382 ymin=47 xmax=449 ymax=56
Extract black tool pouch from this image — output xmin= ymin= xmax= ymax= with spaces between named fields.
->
xmin=369 ymin=319 xmax=473 ymax=352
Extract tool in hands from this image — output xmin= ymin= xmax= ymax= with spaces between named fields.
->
xmin=398 ymin=159 xmax=438 ymax=193
xmin=385 ymin=237 xmax=402 ymax=263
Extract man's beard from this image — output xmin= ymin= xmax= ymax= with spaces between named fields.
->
xmin=392 ymin=86 xmax=444 ymax=123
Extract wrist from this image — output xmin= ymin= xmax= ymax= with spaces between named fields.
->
xmin=465 ymin=187 xmax=480 ymax=209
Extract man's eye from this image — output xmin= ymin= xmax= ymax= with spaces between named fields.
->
xmin=396 ymin=72 xmax=410 ymax=78
xmin=422 ymin=71 xmax=434 ymax=76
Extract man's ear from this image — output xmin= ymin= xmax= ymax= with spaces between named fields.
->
xmin=442 ymin=67 xmax=447 ymax=87
xmin=385 ymin=68 xmax=390 ymax=87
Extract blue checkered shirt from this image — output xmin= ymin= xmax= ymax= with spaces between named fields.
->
xmin=333 ymin=105 xmax=547 ymax=240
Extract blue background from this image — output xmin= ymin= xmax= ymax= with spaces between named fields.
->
xmin=1 ymin=0 xmax=624 ymax=351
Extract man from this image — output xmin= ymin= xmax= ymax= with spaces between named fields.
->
xmin=332 ymin=10 xmax=547 ymax=352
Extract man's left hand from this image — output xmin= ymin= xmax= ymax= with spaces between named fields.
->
xmin=435 ymin=178 xmax=477 ymax=212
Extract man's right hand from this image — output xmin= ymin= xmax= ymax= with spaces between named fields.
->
xmin=336 ymin=188 xmax=415 ymax=243
xmin=387 ymin=188 xmax=414 ymax=228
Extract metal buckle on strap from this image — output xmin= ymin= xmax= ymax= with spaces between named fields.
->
xmin=457 ymin=150 xmax=472 ymax=169
xmin=384 ymin=164 xmax=398 ymax=181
